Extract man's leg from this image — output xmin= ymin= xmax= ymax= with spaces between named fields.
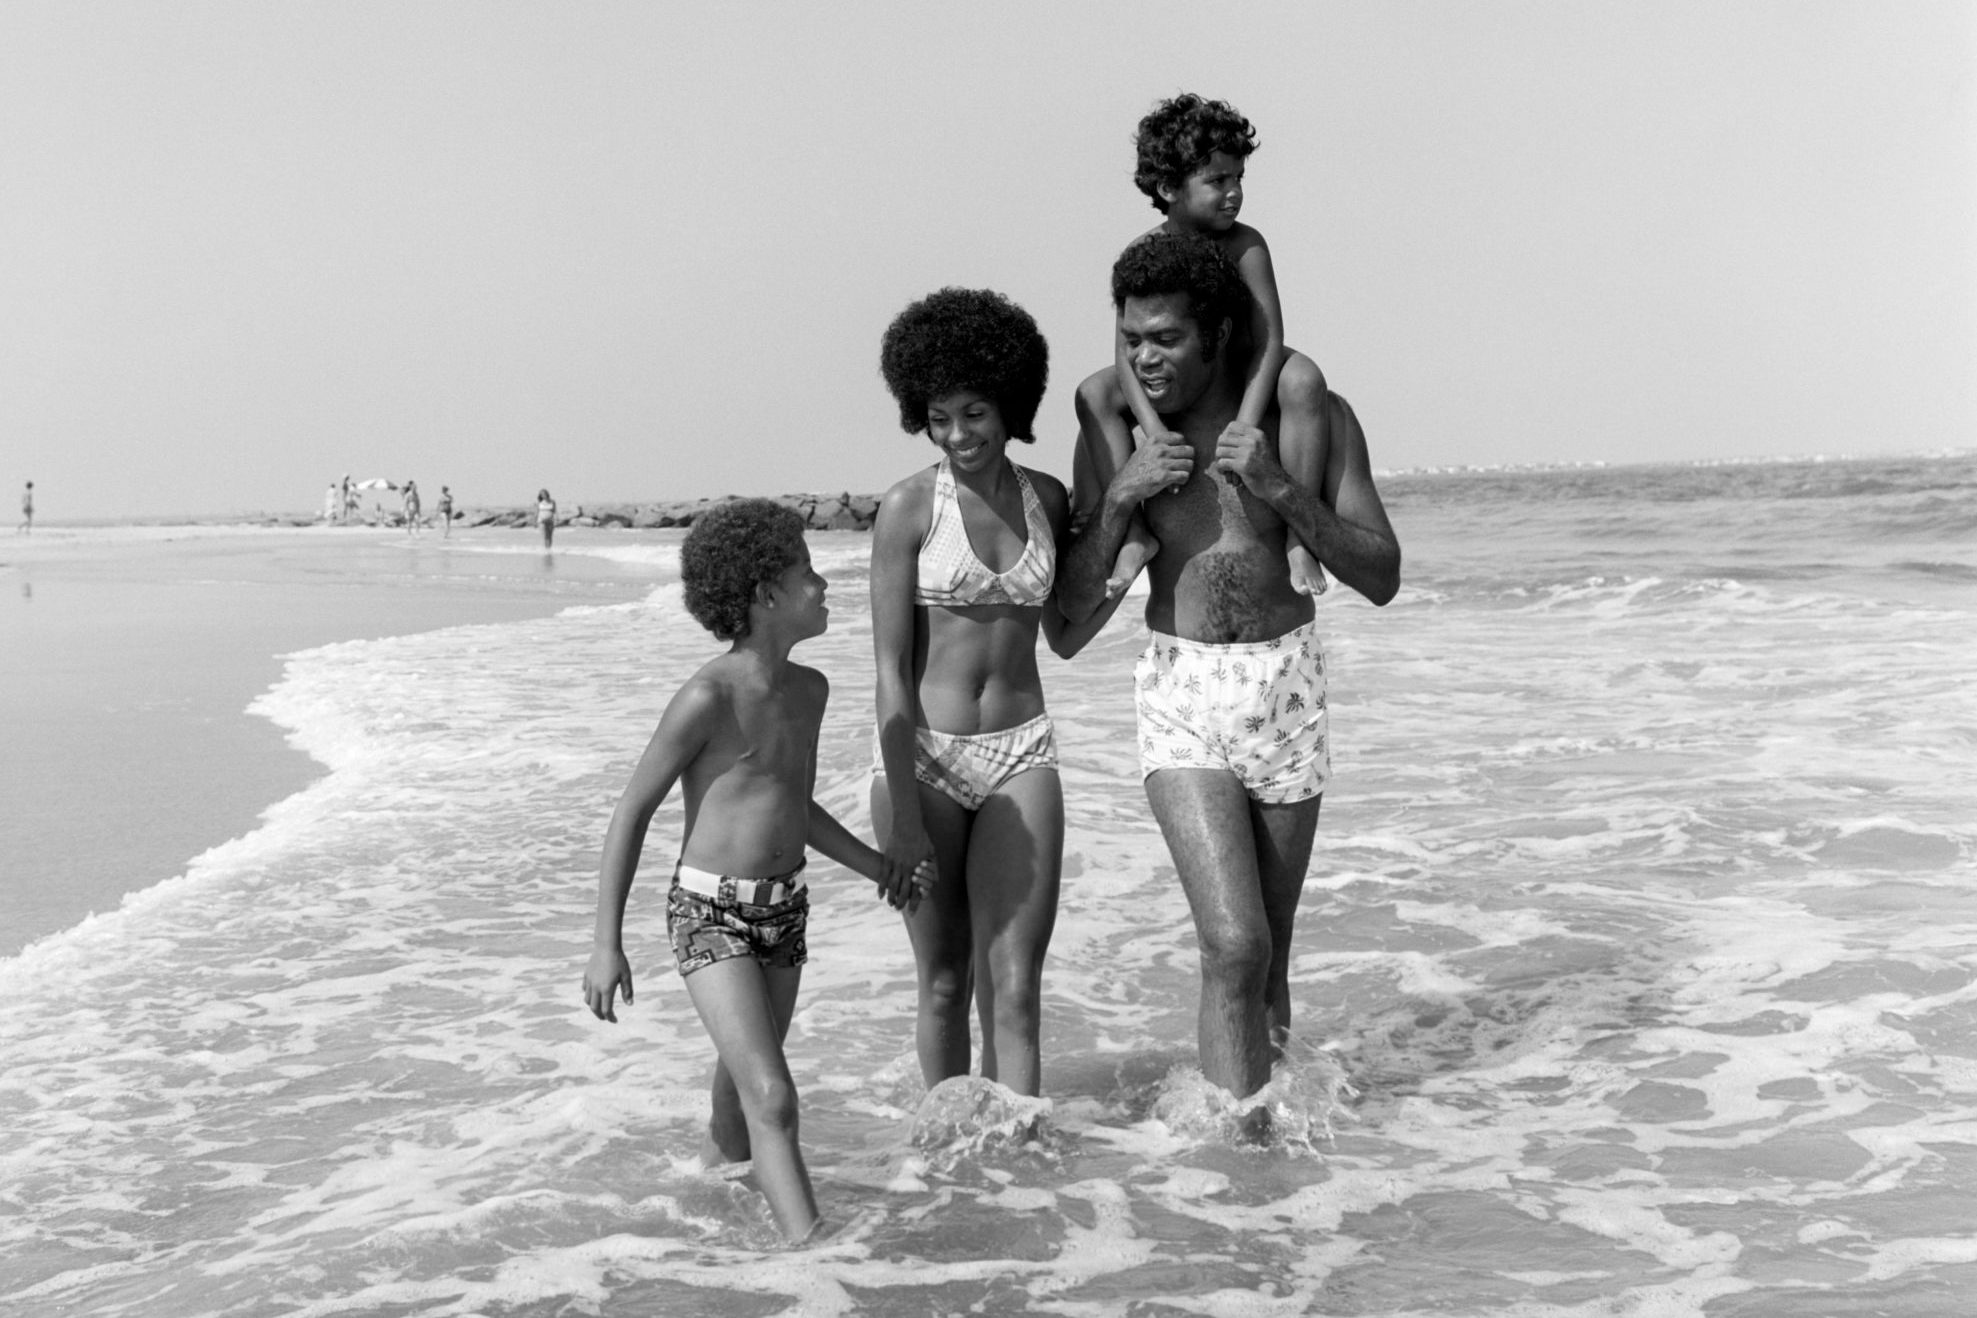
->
xmin=1250 ymin=794 xmax=1322 ymax=1051
xmin=1145 ymin=767 xmax=1280 ymax=1098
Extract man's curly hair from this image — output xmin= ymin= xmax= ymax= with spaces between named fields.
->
xmin=1133 ymin=93 xmax=1259 ymax=213
xmin=878 ymin=287 xmax=1049 ymax=442
xmin=1111 ymin=232 xmax=1252 ymax=351
xmin=681 ymin=498 xmax=807 ymax=641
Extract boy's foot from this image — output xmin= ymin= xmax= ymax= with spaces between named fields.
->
xmin=1287 ymin=544 xmax=1327 ymax=597
xmin=1108 ymin=529 xmax=1160 ymax=598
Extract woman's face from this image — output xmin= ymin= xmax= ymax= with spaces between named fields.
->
xmin=925 ymin=390 xmax=1008 ymax=474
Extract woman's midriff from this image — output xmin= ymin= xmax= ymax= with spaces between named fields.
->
xmin=914 ymin=604 xmax=1046 ymax=735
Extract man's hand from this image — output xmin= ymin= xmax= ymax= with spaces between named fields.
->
xmin=1213 ymin=421 xmax=1288 ymax=497
xmin=1113 ymin=429 xmax=1194 ymax=506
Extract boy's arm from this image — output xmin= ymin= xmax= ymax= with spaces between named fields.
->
xmin=1232 ymin=229 xmax=1289 ymax=429
xmin=1114 ymin=324 xmax=1173 ymax=441
xmin=582 ymin=681 xmax=715 ymax=1022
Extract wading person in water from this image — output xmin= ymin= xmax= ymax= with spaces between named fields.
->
xmin=1060 ymin=233 xmax=1400 ymax=1124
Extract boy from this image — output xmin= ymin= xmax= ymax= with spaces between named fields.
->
xmin=582 ymin=498 xmax=921 ymax=1243
xmin=1074 ymin=93 xmax=1332 ymax=597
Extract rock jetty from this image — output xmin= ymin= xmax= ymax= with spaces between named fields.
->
xmin=461 ymin=492 xmax=881 ymax=532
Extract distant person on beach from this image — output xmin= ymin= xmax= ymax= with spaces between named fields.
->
xmin=583 ymin=499 xmax=923 ymax=1243
xmin=402 ymin=480 xmax=421 ymax=534
xmin=18 ymin=481 xmax=31 ymax=534
xmin=437 ymin=485 xmax=454 ymax=536
xmin=1060 ymin=234 xmax=1400 ymax=1117
xmin=1073 ymin=93 xmax=1333 ymax=601
xmin=537 ymin=489 xmax=556 ymax=548
xmin=340 ymin=474 xmax=354 ymax=524
xmin=870 ymin=288 xmax=1117 ymax=1100
xmin=322 ymin=483 xmax=339 ymax=522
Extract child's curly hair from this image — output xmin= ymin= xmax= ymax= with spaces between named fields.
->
xmin=681 ymin=498 xmax=807 ymax=641
xmin=878 ymin=287 xmax=1049 ymax=442
xmin=1133 ymin=93 xmax=1259 ymax=213
xmin=1111 ymin=232 xmax=1252 ymax=347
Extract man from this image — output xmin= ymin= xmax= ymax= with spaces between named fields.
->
xmin=18 ymin=481 xmax=31 ymax=534
xmin=1060 ymin=233 xmax=1401 ymax=1104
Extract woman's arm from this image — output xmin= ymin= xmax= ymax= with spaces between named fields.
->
xmin=1232 ymin=229 xmax=1288 ymax=430
xmin=868 ymin=481 xmax=938 ymax=881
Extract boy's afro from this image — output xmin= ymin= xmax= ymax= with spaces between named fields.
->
xmin=879 ymin=287 xmax=1049 ymax=442
xmin=681 ymin=498 xmax=807 ymax=641
xmin=1133 ymin=93 xmax=1259 ymax=212
xmin=1111 ymin=232 xmax=1253 ymax=346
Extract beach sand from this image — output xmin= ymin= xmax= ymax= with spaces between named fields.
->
xmin=0 ymin=526 xmax=664 ymax=955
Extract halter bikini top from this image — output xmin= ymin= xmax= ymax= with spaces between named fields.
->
xmin=913 ymin=459 xmax=1055 ymax=609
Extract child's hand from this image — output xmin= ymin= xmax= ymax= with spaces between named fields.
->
xmin=877 ymin=853 xmax=933 ymax=914
xmin=583 ymin=946 xmax=633 ymax=1023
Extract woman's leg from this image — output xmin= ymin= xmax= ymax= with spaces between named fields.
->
xmin=965 ymin=768 xmax=1064 ymax=1096
xmin=682 ymin=957 xmax=817 ymax=1241
xmin=874 ymin=777 xmax=976 ymax=1086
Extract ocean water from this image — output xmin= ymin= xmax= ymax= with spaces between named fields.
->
xmin=2 ymin=453 xmax=1974 ymax=1316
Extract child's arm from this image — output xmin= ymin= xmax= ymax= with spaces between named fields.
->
xmin=1113 ymin=323 xmax=1172 ymax=441
xmin=1231 ymin=229 xmax=1289 ymax=429
xmin=582 ymin=681 xmax=716 ymax=1023
xmin=806 ymin=802 xmax=927 ymax=912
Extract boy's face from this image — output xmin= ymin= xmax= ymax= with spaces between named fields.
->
xmin=763 ymin=543 xmax=829 ymax=639
xmin=1160 ymin=150 xmax=1245 ymax=233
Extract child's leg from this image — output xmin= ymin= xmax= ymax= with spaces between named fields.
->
xmin=1277 ymin=351 xmax=1330 ymax=597
xmin=1074 ymin=367 xmax=1159 ymax=594
xmin=682 ymin=958 xmax=818 ymax=1242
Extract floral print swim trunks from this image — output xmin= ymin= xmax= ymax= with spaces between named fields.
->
xmin=1133 ymin=621 xmax=1330 ymax=804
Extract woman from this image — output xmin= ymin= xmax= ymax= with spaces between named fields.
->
xmin=536 ymin=489 xmax=556 ymax=548
xmin=871 ymin=287 xmax=1112 ymax=1098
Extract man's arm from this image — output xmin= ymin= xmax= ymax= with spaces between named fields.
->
xmin=1060 ymin=395 xmax=1195 ymax=623
xmin=1214 ymin=396 xmax=1401 ymax=606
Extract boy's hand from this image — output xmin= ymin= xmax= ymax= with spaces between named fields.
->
xmin=582 ymin=946 xmax=633 ymax=1023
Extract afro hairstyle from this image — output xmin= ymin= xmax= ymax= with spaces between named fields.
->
xmin=1133 ymin=93 xmax=1260 ymax=213
xmin=1111 ymin=232 xmax=1253 ymax=351
xmin=680 ymin=497 xmax=808 ymax=641
xmin=878 ymin=287 xmax=1049 ymax=442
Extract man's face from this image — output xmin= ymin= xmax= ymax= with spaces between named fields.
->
xmin=1119 ymin=293 xmax=1221 ymax=416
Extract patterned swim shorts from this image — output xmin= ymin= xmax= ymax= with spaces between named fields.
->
xmin=1134 ymin=621 xmax=1330 ymax=804
xmin=870 ymin=712 xmax=1059 ymax=811
xmin=666 ymin=861 xmax=809 ymax=977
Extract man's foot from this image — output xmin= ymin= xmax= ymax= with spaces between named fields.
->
xmin=1287 ymin=544 xmax=1327 ymax=597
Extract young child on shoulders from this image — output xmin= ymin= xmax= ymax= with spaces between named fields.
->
xmin=582 ymin=498 xmax=924 ymax=1244
xmin=1073 ymin=92 xmax=1331 ymax=598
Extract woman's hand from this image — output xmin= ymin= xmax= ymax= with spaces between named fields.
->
xmin=883 ymin=825 xmax=937 ymax=913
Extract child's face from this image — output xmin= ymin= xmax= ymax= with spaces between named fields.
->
xmin=1161 ymin=150 xmax=1246 ymax=233
xmin=766 ymin=544 xmax=830 ymax=638
xmin=924 ymin=390 xmax=1010 ymax=475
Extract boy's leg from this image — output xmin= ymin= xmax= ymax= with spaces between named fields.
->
xmin=964 ymin=769 xmax=1064 ymax=1097
xmin=1075 ymin=367 xmax=1160 ymax=594
xmin=682 ymin=957 xmax=819 ymax=1241
xmin=1277 ymin=352 xmax=1330 ymax=597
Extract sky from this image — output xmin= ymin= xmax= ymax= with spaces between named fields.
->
xmin=3 ymin=1 xmax=1972 ymax=520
